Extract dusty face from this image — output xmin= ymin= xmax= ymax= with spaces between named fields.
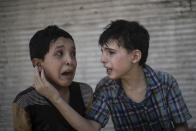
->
xmin=101 ymin=40 xmax=134 ymax=80
xmin=42 ymin=37 xmax=77 ymax=88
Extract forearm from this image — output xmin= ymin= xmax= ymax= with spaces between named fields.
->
xmin=175 ymin=122 xmax=189 ymax=131
xmin=51 ymin=97 xmax=100 ymax=131
xmin=34 ymin=68 xmax=100 ymax=130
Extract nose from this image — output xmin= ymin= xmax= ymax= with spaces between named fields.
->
xmin=64 ymin=55 xmax=75 ymax=65
xmin=101 ymin=53 xmax=107 ymax=64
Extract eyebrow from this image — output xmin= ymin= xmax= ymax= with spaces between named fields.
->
xmin=55 ymin=45 xmax=76 ymax=50
xmin=104 ymin=47 xmax=116 ymax=51
xmin=55 ymin=45 xmax=65 ymax=49
xmin=101 ymin=45 xmax=117 ymax=52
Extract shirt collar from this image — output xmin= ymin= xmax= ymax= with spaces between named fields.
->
xmin=143 ymin=64 xmax=161 ymax=90
xmin=115 ymin=64 xmax=162 ymax=98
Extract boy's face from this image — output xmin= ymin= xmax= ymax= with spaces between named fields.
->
xmin=101 ymin=39 xmax=136 ymax=80
xmin=41 ymin=37 xmax=77 ymax=88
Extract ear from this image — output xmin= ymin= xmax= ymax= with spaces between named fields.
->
xmin=32 ymin=58 xmax=43 ymax=67
xmin=130 ymin=49 xmax=141 ymax=64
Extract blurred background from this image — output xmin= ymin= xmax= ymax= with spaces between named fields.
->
xmin=0 ymin=0 xmax=196 ymax=130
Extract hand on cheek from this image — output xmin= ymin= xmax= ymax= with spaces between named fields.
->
xmin=33 ymin=66 xmax=60 ymax=102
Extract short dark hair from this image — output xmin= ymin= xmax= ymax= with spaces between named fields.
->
xmin=29 ymin=25 xmax=74 ymax=60
xmin=99 ymin=20 xmax=150 ymax=66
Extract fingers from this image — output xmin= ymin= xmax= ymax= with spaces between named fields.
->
xmin=34 ymin=66 xmax=43 ymax=90
xmin=34 ymin=66 xmax=38 ymax=88
xmin=34 ymin=66 xmax=61 ymax=101
xmin=34 ymin=66 xmax=51 ymax=90
xmin=41 ymin=68 xmax=47 ymax=84
xmin=40 ymin=67 xmax=50 ymax=88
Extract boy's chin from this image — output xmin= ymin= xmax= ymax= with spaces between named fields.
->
xmin=50 ymin=80 xmax=72 ymax=89
xmin=59 ymin=81 xmax=73 ymax=88
xmin=108 ymin=75 xmax=118 ymax=80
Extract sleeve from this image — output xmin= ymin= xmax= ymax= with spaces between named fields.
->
xmin=167 ymin=76 xmax=192 ymax=124
xmin=79 ymin=83 xmax=94 ymax=113
xmin=87 ymin=79 xmax=110 ymax=128
xmin=85 ymin=90 xmax=94 ymax=115
xmin=12 ymin=102 xmax=32 ymax=131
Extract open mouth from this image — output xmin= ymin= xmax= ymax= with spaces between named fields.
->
xmin=106 ymin=68 xmax=112 ymax=74
xmin=61 ymin=71 xmax=73 ymax=77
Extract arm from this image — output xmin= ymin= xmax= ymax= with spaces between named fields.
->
xmin=166 ymin=74 xmax=191 ymax=130
xmin=34 ymin=66 xmax=101 ymax=131
xmin=52 ymin=95 xmax=101 ymax=131
xmin=12 ymin=103 xmax=32 ymax=131
xmin=174 ymin=122 xmax=188 ymax=131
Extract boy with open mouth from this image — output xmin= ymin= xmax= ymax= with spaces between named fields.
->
xmin=12 ymin=25 xmax=93 ymax=131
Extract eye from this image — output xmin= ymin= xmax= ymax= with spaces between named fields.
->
xmin=108 ymin=51 xmax=115 ymax=55
xmin=55 ymin=51 xmax=63 ymax=57
xmin=71 ymin=51 xmax=76 ymax=57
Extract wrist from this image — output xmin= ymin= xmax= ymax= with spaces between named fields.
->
xmin=51 ymin=94 xmax=64 ymax=105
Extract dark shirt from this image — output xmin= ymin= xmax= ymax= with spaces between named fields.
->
xmin=13 ymin=82 xmax=92 ymax=131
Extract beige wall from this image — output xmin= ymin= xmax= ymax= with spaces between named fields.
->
xmin=0 ymin=0 xmax=196 ymax=130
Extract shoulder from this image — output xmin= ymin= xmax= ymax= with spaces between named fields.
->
xmin=145 ymin=65 xmax=177 ymax=86
xmin=13 ymin=87 xmax=34 ymax=102
xmin=96 ymin=76 xmax=114 ymax=90
xmin=144 ymin=65 xmax=179 ymax=92
xmin=79 ymin=82 xmax=93 ymax=92
xmin=13 ymin=87 xmax=49 ymax=108
xmin=155 ymin=70 xmax=178 ymax=86
xmin=152 ymin=69 xmax=180 ymax=95
xmin=94 ymin=76 xmax=116 ymax=97
xmin=73 ymin=81 xmax=93 ymax=108
xmin=72 ymin=81 xmax=93 ymax=94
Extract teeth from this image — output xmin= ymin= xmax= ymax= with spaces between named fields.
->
xmin=107 ymin=69 xmax=112 ymax=73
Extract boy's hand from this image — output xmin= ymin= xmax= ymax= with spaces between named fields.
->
xmin=34 ymin=66 xmax=61 ymax=102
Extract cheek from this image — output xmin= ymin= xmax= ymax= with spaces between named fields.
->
xmin=43 ymin=62 xmax=60 ymax=76
xmin=113 ymin=55 xmax=130 ymax=68
xmin=73 ymin=60 xmax=77 ymax=68
xmin=43 ymin=66 xmax=56 ymax=78
xmin=113 ymin=55 xmax=124 ymax=64
xmin=43 ymin=66 xmax=61 ymax=85
xmin=43 ymin=63 xmax=55 ymax=71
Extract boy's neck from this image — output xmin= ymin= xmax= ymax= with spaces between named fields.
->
xmin=56 ymin=86 xmax=70 ymax=103
xmin=121 ymin=65 xmax=147 ymax=103
xmin=121 ymin=65 xmax=146 ymax=91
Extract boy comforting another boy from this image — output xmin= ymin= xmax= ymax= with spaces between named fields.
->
xmin=33 ymin=20 xmax=191 ymax=131
xmin=12 ymin=25 xmax=93 ymax=131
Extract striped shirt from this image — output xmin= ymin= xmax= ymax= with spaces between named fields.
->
xmin=87 ymin=65 xmax=191 ymax=131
